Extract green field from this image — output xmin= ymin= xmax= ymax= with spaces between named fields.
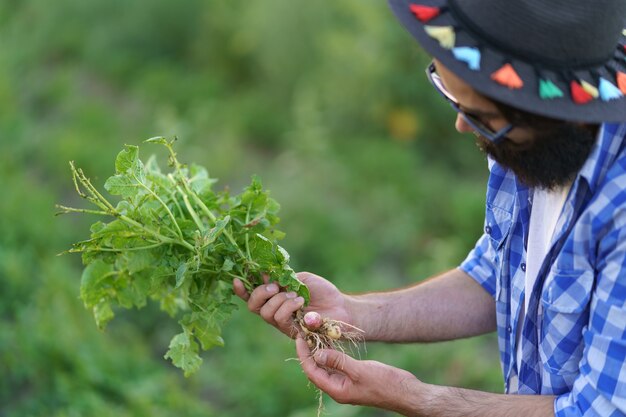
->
xmin=0 ymin=1 xmax=503 ymax=415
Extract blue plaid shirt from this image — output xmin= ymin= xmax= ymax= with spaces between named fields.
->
xmin=460 ymin=122 xmax=626 ymax=416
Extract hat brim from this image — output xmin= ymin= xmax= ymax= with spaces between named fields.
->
xmin=389 ymin=0 xmax=626 ymax=123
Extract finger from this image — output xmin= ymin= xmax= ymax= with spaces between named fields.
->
xmin=273 ymin=295 xmax=305 ymax=334
xmin=297 ymin=339 xmax=358 ymax=405
xmin=314 ymin=349 xmax=361 ymax=381
xmin=258 ymin=292 xmax=299 ymax=326
xmin=296 ymin=337 xmax=330 ymax=383
xmin=247 ymin=282 xmax=280 ymax=313
xmin=232 ymin=278 xmax=250 ymax=302
xmin=295 ymin=271 xmax=313 ymax=284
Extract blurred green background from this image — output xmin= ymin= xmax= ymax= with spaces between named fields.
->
xmin=0 ymin=0 xmax=503 ymax=416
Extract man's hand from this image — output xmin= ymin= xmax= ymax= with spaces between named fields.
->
xmin=233 ymin=272 xmax=354 ymax=337
xmin=295 ymin=337 xmax=420 ymax=414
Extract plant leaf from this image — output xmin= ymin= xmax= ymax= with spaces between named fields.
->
xmin=164 ymin=332 xmax=202 ymax=377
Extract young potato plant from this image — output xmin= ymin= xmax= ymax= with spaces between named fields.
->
xmin=58 ymin=138 xmax=361 ymax=377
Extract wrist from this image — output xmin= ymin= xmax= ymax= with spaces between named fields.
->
xmin=385 ymin=372 xmax=428 ymax=416
xmin=343 ymin=293 xmax=373 ymax=338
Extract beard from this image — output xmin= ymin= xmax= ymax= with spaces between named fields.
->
xmin=475 ymin=124 xmax=598 ymax=190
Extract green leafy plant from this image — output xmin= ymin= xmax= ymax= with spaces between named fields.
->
xmin=57 ymin=137 xmax=309 ymax=376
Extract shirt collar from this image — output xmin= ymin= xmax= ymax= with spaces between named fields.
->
xmin=576 ymin=123 xmax=626 ymax=195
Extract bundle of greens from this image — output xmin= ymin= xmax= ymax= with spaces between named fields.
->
xmin=57 ymin=138 xmax=309 ymax=376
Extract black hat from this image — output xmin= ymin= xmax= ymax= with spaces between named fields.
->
xmin=388 ymin=0 xmax=626 ymax=123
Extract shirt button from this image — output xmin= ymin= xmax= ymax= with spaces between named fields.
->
xmin=485 ymin=225 xmax=492 ymax=235
xmin=507 ymin=326 xmax=512 ymax=333
xmin=521 ymin=263 xmax=526 ymax=272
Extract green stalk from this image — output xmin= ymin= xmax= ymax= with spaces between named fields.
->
xmin=70 ymin=166 xmax=110 ymax=212
xmin=245 ymin=203 xmax=252 ymax=260
xmin=175 ymin=180 xmax=248 ymax=261
xmin=133 ymin=173 xmax=185 ymax=239
xmin=118 ymin=214 xmax=195 ymax=251
xmin=78 ymin=242 xmax=166 ymax=252
xmin=72 ymin=164 xmax=117 ymax=212
xmin=176 ymin=185 xmax=205 ymax=233
xmin=161 ymin=139 xmax=247 ymax=261
xmin=55 ymin=205 xmax=109 ymax=216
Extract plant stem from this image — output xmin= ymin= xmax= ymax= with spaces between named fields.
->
xmin=176 ymin=185 xmax=205 ymax=233
xmin=77 ymin=242 xmax=166 ymax=252
xmin=163 ymin=140 xmax=246 ymax=261
xmin=245 ymin=203 xmax=252 ymax=260
xmin=55 ymin=205 xmax=110 ymax=216
xmin=133 ymin=173 xmax=184 ymax=239
xmin=73 ymin=165 xmax=117 ymax=212
xmin=118 ymin=214 xmax=195 ymax=251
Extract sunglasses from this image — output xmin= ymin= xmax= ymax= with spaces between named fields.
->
xmin=425 ymin=62 xmax=513 ymax=144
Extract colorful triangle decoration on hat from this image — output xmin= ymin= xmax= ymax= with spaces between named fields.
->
xmin=424 ymin=25 xmax=455 ymax=49
xmin=452 ymin=47 xmax=481 ymax=70
xmin=617 ymin=71 xmax=626 ymax=94
xmin=580 ymin=80 xmax=599 ymax=99
xmin=570 ymin=80 xmax=594 ymax=104
xmin=409 ymin=4 xmax=440 ymax=22
xmin=539 ymin=79 xmax=564 ymax=99
xmin=491 ymin=63 xmax=523 ymax=89
xmin=599 ymin=77 xmax=624 ymax=101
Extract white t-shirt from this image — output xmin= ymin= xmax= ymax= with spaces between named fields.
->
xmin=515 ymin=183 xmax=571 ymax=384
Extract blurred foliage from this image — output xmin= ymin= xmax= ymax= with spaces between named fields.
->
xmin=0 ymin=0 xmax=501 ymax=416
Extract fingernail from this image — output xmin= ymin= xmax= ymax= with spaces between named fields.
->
xmin=315 ymin=351 xmax=327 ymax=366
xmin=294 ymin=296 xmax=304 ymax=304
xmin=266 ymin=283 xmax=278 ymax=292
xmin=285 ymin=291 xmax=296 ymax=299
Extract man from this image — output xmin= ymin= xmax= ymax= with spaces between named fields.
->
xmin=234 ymin=0 xmax=626 ymax=415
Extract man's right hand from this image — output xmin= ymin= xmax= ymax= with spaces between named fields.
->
xmin=233 ymin=271 xmax=354 ymax=338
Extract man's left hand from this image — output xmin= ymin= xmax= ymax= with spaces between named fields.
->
xmin=295 ymin=337 xmax=420 ymax=414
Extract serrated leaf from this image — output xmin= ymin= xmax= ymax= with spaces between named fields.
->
xmin=90 ymin=221 xmax=105 ymax=234
xmin=249 ymin=233 xmax=277 ymax=270
xmin=189 ymin=164 xmax=218 ymax=196
xmin=221 ymin=258 xmax=235 ymax=272
xmin=115 ymin=271 xmax=149 ymax=309
xmin=145 ymin=136 xmax=169 ymax=145
xmin=115 ymin=200 xmax=136 ymax=216
xmin=277 ymin=244 xmax=290 ymax=265
xmin=115 ymin=145 xmax=145 ymax=181
xmin=80 ymin=259 xmax=114 ymax=306
xmin=164 ymin=332 xmax=202 ymax=377
xmin=202 ymin=216 xmax=230 ymax=246
xmin=104 ymin=174 xmax=139 ymax=198
xmin=181 ymin=312 xmax=226 ymax=351
xmin=175 ymin=262 xmax=188 ymax=289
xmin=276 ymin=266 xmax=310 ymax=304
xmin=93 ymin=302 xmax=114 ymax=330
xmin=122 ymin=250 xmax=155 ymax=274
xmin=115 ymin=145 xmax=138 ymax=173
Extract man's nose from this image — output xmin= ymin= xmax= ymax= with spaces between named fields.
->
xmin=455 ymin=114 xmax=474 ymax=133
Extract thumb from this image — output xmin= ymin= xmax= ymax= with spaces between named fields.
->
xmin=313 ymin=349 xmax=361 ymax=379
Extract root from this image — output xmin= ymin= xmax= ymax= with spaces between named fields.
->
xmin=317 ymin=388 xmax=324 ymax=417
xmin=295 ymin=309 xmax=365 ymax=358
xmin=293 ymin=309 xmax=365 ymax=416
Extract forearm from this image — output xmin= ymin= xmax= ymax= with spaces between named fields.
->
xmin=346 ymin=268 xmax=496 ymax=342
xmin=394 ymin=381 xmax=555 ymax=417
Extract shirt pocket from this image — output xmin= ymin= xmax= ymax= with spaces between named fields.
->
xmin=539 ymin=269 xmax=594 ymax=375
xmin=485 ymin=204 xmax=512 ymax=251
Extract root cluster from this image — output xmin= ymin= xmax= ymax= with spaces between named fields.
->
xmin=292 ymin=310 xmax=365 ymax=417
xmin=294 ymin=310 xmax=364 ymax=357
